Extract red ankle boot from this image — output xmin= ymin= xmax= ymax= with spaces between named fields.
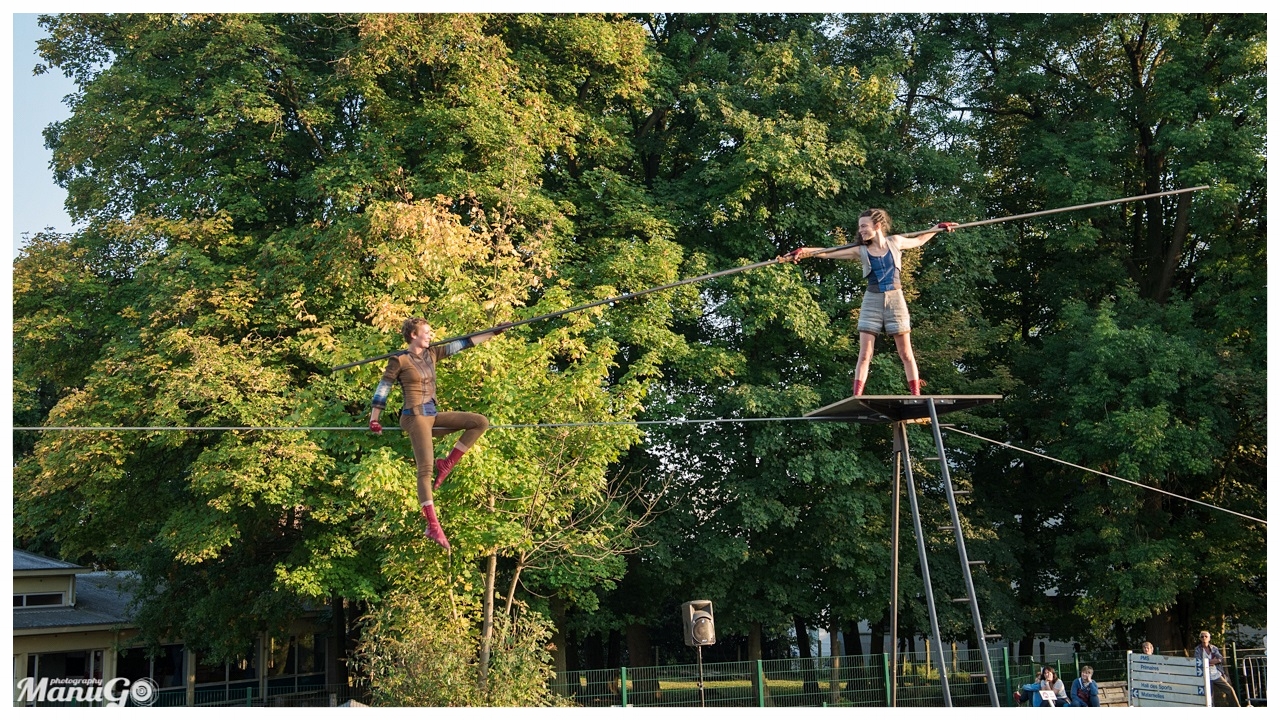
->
xmin=853 ymin=379 xmax=865 ymax=397
xmin=908 ymin=379 xmax=926 ymax=396
xmin=421 ymin=504 xmax=451 ymax=550
xmin=434 ymin=447 xmax=466 ymax=489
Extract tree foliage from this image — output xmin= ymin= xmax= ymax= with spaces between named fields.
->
xmin=14 ymin=12 xmax=1265 ymax=704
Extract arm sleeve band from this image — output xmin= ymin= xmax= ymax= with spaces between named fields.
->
xmin=370 ymin=356 xmax=400 ymax=409
xmin=433 ymin=337 xmax=474 ymax=360
xmin=370 ymin=380 xmax=393 ymax=409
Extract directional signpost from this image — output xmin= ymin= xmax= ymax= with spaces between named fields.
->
xmin=1127 ymin=652 xmax=1213 ymax=707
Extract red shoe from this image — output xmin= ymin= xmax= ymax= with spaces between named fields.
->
xmin=433 ymin=448 xmax=465 ymax=489
xmin=421 ymin=504 xmax=451 ymax=551
xmin=908 ymin=379 xmax=926 ymax=396
xmin=853 ymin=379 xmax=865 ymax=397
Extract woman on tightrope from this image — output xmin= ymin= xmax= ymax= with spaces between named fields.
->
xmin=782 ymin=209 xmax=955 ymax=396
xmin=368 ymin=317 xmax=508 ymax=549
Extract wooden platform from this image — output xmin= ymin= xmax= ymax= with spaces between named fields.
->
xmin=1097 ymin=680 xmax=1128 ymax=707
xmin=803 ymin=395 xmax=1003 ymax=424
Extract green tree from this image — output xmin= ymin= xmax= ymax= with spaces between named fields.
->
xmin=939 ymin=12 xmax=1266 ymax=652
xmin=16 ymin=12 xmax=684 ymax=701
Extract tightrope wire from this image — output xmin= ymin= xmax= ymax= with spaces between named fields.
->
xmin=13 ymin=412 xmax=1258 ymax=526
xmin=943 ymin=426 xmax=1265 ymax=526
xmin=12 ymin=416 xmax=848 ymax=433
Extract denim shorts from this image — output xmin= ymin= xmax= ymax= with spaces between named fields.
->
xmin=858 ymin=289 xmax=911 ymax=335
xmin=401 ymin=399 xmax=438 ymax=417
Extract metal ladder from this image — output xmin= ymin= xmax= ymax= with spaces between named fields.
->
xmin=890 ymin=398 xmax=1000 ymax=707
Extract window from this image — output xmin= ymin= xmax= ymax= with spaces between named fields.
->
xmin=116 ymin=644 xmax=185 ymax=689
xmin=14 ymin=592 xmax=66 ymax=607
xmin=21 ymin=650 xmax=105 ymax=706
xmin=194 ymin=647 xmax=259 ymax=706
xmin=265 ymin=634 xmax=328 ymax=697
xmin=194 ymin=647 xmax=257 ymax=685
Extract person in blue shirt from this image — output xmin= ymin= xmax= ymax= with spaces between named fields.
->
xmin=1070 ymin=665 xmax=1100 ymax=707
xmin=782 ymin=209 xmax=956 ymax=396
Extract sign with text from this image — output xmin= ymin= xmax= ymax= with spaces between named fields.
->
xmin=1127 ymin=652 xmax=1212 ymax=707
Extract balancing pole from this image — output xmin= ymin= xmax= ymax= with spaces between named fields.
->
xmin=329 ymin=186 xmax=1209 ymax=372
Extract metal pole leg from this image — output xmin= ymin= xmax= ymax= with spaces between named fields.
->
xmin=927 ymin=398 xmax=1000 ymax=707
xmin=890 ymin=423 xmax=903 ymax=707
xmin=898 ymin=421 xmax=952 ymax=706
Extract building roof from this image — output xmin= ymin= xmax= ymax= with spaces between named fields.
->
xmin=13 ymin=571 xmax=138 ymax=632
xmin=13 ymin=549 xmax=88 ymax=573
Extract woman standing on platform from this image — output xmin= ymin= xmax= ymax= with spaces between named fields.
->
xmin=368 ymin=317 xmax=507 ymax=550
xmin=782 ymin=209 xmax=955 ymax=396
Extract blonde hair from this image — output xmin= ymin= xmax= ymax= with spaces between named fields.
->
xmin=402 ymin=317 xmax=430 ymax=344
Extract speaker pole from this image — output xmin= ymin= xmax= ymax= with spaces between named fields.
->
xmin=697 ymin=644 xmax=706 ymax=708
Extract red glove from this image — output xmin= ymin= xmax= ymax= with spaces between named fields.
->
xmin=937 ymin=222 xmax=959 ymax=232
xmin=369 ymin=420 xmax=383 ymax=434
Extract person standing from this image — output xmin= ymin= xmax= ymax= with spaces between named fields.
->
xmin=782 ymin=210 xmax=956 ymax=396
xmin=1195 ymin=630 xmax=1241 ymax=706
xmin=1070 ymin=665 xmax=1100 ymax=707
xmin=1141 ymin=641 xmax=1155 ymax=655
xmin=368 ymin=317 xmax=507 ymax=550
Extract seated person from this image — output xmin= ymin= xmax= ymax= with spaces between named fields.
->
xmin=1070 ymin=665 xmax=1100 ymax=707
xmin=1014 ymin=666 xmax=1070 ymax=706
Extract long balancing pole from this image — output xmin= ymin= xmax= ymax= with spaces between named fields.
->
xmin=329 ymin=186 xmax=1209 ymax=372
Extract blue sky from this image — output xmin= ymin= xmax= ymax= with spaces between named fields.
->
xmin=11 ymin=13 xmax=78 ymax=259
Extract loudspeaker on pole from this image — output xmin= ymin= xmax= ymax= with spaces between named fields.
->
xmin=682 ymin=600 xmax=716 ymax=647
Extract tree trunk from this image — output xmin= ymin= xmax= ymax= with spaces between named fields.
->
xmin=606 ymin=629 xmax=623 ymax=703
xmin=1144 ymin=610 xmax=1176 ymax=654
xmin=748 ymin=621 xmax=773 ymax=706
xmin=847 ymin=620 xmax=864 ymax=656
xmin=584 ymin=632 xmax=611 ymax=705
xmin=626 ymin=623 xmax=659 ymax=705
xmin=565 ymin=625 xmax=584 ymax=703
xmin=843 ymin=620 xmax=865 ymax=695
xmin=1018 ymin=634 xmax=1034 ymax=663
xmin=502 ymin=551 xmax=526 ymax=618
xmin=794 ymin=616 xmax=820 ymax=696
xmin=328 ymin=592 xmax=347 ymax=687
xmin=828 ymin=621 xmax=843 ymax=706
xmin=477 ymin=551 xmax=497 ymax=695
xmin=1152 ymin=190 xmax=1192 ymax=304
xmin=478 ymin=491 xmax=499 ymax=696
xmin=550 ymin=596 xmax=571 ymax=698
xmin=870 ymin=615 xmax=886 ymax=658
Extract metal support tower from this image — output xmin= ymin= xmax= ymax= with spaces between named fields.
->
xmin=806 ymin=394 xmax=1003 ymax=707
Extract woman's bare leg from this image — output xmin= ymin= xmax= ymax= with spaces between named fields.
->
xmin=894 ymin=332 xmax=919 ymax=382
xmin=854 ymin=332 xmax=877 ymax=394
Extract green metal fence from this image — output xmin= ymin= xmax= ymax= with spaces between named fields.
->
xmin=16 ymin=646 xmax=1262 ymax=707
xmin=551 ymin=648 xmax=1153 ymax=707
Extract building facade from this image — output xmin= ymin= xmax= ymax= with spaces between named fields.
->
xmin=13 ymin=550 xmax=328 ymax=707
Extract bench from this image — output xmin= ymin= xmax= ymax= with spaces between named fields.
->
xmin=1097 ymin=680 xmax=1127 ymax=707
